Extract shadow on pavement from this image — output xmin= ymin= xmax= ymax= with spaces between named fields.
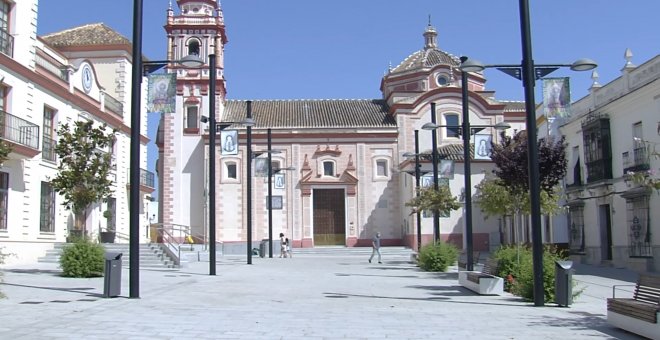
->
xmin=573 ymin=264 xmax=638 ymax=283
xmin=335 ymin=273 xmax=420 ymax=279
xmin=527 ymin=310 xmax=638 ymax=339
xmin=0 ymin=282 xmax=101 ymax=297
xmin=406 ymin=284 xmax=476 ymax=297
xmin=322 ymin=291 xmax=527 ymax=307
xmin=323 ymin=291 xmax=450 ymax=302
xmin=3 ymin=268 xmax=63 ymax=275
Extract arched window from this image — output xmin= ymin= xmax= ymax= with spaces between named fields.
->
xmin=445 ymin=114 xmax=460 ymax=138
xmin=188 ymin=39 xmax=200 ymax=56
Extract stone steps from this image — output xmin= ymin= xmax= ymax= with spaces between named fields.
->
xmin=38 ymin=243 xmax=178 ymax=268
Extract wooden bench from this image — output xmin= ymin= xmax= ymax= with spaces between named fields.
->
xmin=458 ymin=259 xmax=503 ymax=295
xmin=457 ymin=251 xmax=481 ymax=270
xmin=607 ymin=274 xmax=660 ymax=339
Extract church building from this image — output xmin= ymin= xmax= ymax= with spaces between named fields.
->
xmin=157 ymin=0 xmax=528 ymax=253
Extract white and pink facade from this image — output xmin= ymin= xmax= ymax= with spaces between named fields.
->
xmin=157 ymin=0 xmax=528 ymax=253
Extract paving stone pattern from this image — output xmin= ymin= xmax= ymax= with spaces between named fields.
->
xmin=0 ymin=249 xmax=645 ymax=339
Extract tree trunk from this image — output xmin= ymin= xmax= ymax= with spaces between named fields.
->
xmin=74 ymin=209 xmax=87 ymax=237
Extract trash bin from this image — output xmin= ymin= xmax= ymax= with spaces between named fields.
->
xmin=555 ymin=260 xmax=573 ymax=307
xmin=259 ymin=239 xmax=268 ymax=258
xmin=103 ymin=252 xmax=123 ymax=298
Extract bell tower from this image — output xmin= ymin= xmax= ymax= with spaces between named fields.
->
xmin=158 ymin=0 xmax=228 ymax=230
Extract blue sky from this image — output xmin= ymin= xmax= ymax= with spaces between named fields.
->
xmin=37 ymin=0 xmax=658 ymax=198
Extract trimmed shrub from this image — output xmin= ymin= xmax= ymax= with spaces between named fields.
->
xmin=492 ymin=244 xmax=569 ymax=302
xmin=418 ymin=242 xmax=459 ymax=272
xmin=59 ymin=239 xmax=105 ymax=278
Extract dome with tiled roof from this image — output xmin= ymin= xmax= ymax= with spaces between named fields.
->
xmin=390 ymin=23 xmax=460 ymax=74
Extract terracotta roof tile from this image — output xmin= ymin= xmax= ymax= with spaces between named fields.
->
xmin=42 ymin=23 xmax=131 ymax=47
xmin=222 ymin=99 xmax=396 ymax=129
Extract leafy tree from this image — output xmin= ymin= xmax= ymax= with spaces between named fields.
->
xmin=50 ymin=121 xmax=116 ymax=236
xmin=406 ymin=185 xmax=461 ymax=217
xmin=476 ymin=177 xmax=562 ymax=218
xmin=490 ymin=131 xmax=568 ymax=193
xmin=476 ymin=131 xmax=567 ymax=246
xmin=0 ymin=140 xmax=11 ymax=165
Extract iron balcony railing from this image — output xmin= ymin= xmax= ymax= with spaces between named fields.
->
xmin=622 ymin=146 xmax=650 ymax=174
xmin=42 ymin=136 xmax=56 ymax=162
xmin=0 ymin=27 xmax=13 ymax=57
xmin=127 ymin=168 xmax=155 ymax=189
xmin=35 ymin=52 xmax=69 ymax=82
xmin=0 ymin=110 xmax=40 ymax=150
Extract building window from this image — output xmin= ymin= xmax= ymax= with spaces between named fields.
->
xmin=581 ymin=115 xmax=612 ymax=183
xmin=40 ymin=181 xmax=56 ymax=233
xmin=445 ymin=114 xmax=460 ymax=138
xmin=376 ymin=159 xmax=388 ymax=177
xmin=0 ymin=1 xmax=12 ymax=57
xmin=42 ymin=106 xmax=56 ymax=162
xmin=226 ymin=162 xmax=237 ymax=179
xmin=627 ymin=195 xmax=651 ymax=257
xmin=0 ymin=83 xmax=8 ymax=110
xmin=567 ymin=204 xmax=585 ymax=254
xmin=188 ymin=39 xmax=200 ymax=56
xmin=0 ymin=172 xmax=8 ymax=230
xmin=185 ymin=106 xmax=198 ymax=129
xmin=569 ymin=146 xmax=581 ymax=187
xmin=322 ymin=160 xmax=335 ymax=177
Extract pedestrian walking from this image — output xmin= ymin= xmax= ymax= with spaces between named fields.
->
xmin=279 ymin=233 xmax=287 ymax=258
xmin=369 ymin=232 xmax=382 ymax=264
xmin=285 ymin=238 xmax=292 ymax=258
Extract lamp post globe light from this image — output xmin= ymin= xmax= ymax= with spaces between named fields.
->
xmin=459 ymin=0 xmax=597 ymax=306
xmin=130 ymin=0 xmax=204 ymax=296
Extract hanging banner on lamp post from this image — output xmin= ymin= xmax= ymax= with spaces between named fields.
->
xmin=147 ymin=73 xmax=176 ymax=113
xmin=220 ymin=130 xmax=238 ymax=155
xmin=474 ymin=134 xmax=493 ymax=160
xmin=543 ymin=77 xmax=571 ymax=118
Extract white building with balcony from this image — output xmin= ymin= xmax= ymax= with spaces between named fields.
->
xmin=558 ymin=50 xmax=660 ymax=272
xmin=0 ymin=0 xmax=154 ymax=265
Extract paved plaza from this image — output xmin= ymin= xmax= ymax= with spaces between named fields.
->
xmin=0 ymin=249 xmax=646 ymax=339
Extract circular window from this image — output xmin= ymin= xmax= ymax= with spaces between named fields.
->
xmin=436 ymin=75 xmax=448 ymax=86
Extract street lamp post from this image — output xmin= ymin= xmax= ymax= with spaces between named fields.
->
xmin=402 ymin=130 xmax=427 ymax=252
xmin=246 ymin=100 xmax=253 ymax=265
xmin=421 ymin=118 xmax=510 ymax=271
xmin=205 ymin=115 xmax=255 ymax=265
xmin=421 ymin=103 xmax=441 ymax=243
xmin=460 ymin=56 xmax=474 ymax=271
xmin=130 ymin=0 xmax=203 ymax=296
xmin=208 ymin=54 xmax=217 ymax=275
xmin=267 ymin=128 xmax=273 ymax=258
xmin=253 ymin=130 xmax=294 ymax=258
xmin=414 ymin=130 xmax=422 ymax=251
xmin=460 ymin=2 xmax=596 ymax=304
